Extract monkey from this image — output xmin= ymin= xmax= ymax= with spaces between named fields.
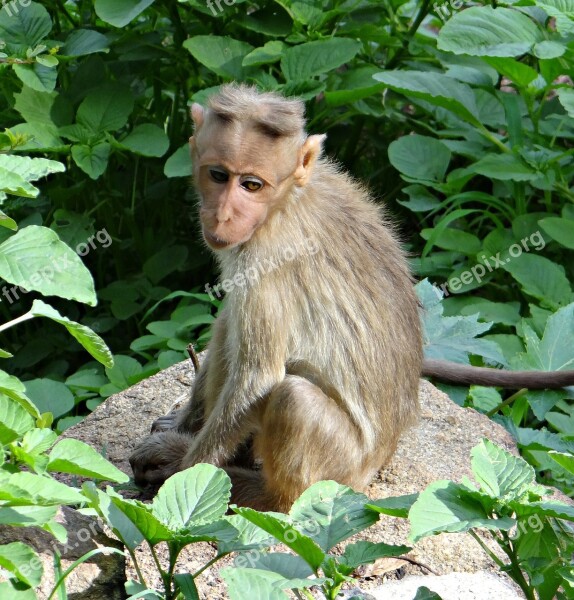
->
xmin=130 ymin=84 xmax=574 ymax=512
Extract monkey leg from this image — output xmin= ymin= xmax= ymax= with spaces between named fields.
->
xmin=228 ymin=375 xmax=371 ymax=512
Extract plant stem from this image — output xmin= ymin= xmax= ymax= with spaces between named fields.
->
xmin=0 ymin=310 xmax=35 ymax=334
xmin=127 ymin=546 xmax=148 ymax=589
xmin=192 ymin=553 xmax=228 ymax=578
xmin=499 ymin=533 xmax=536 ymax=600
xmin=486 ymin=388 xmax=527 ymax=418
xmin=386 ymin=0 xmax=432 ymax=70
xmin=468 ymin=530 xmax=507 ymax=570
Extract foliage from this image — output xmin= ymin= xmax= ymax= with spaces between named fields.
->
xmin=405 ymin=440 xmax=574 ymax=600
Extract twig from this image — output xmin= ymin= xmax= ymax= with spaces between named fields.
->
xmin=399 ymin=555 xmax=439 ymax=575
xmin=187 ymin=343 xmax=200 ymax=374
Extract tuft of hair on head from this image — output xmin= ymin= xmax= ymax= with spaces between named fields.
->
xmin=207 ymin=83 xmax=307 ymax=141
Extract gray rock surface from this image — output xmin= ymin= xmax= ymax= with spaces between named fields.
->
xmin=59 ymin=359 xmax=528 ymax=597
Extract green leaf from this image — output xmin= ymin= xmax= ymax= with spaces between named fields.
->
xmin=471 ymin=439 xmax=535 ymax=500
xmin=164 ymin=144 xmax=193 ymax=178
xmin=437 ymin=6 xmax=543 ymax=57
xmin=539 ymin=217 xmax=574 ymax=249
xmin=373 ymin=71 xmax=481 ymax=127
xmin=48 ymin=438 xmax=129 ymax=483
xmin=13 ymin=63 xmax=57 ymax=93
xmin=0 ymin=154 xmax=65 ymax=198
xmin=468 ymin=386 xmax=502 ymax=413
xmin=24 ymin=378 xmax=74 ymax=419
xmin=71 ymin=142 xmax=110 ymax=180
xmin=0 ymin=2 xmax=52 ymax=49
xmin=218 ymin=515 xmax=276 ymax=554
xmin=281 ymin=38 xmax=361 ymax=81
xmin=77 ymin=84 xmax=134 ymax=134
xmin=483 ymin=57 xmax=539 ymax=87
xmin=120 ymin=124 xmax=169 ymax=157
xmin=152 ymin=464 xmax=231 ymax=529
xmin=243 ymin=41 xmax=285 ymax=67
xmin=557 ymin=88 xmax=574 ymax=118
xmin=532 ymin=40 xmax=566 ymax=59
xmin=110 ymin=495 xmax=172 ymax=545
xmin=408 ymin=480 xmax=514 ymax=543
xmin=30 ymin=300 xmax=113 ymax=367
xmin=174 ymin=574 xmax=200 ymax=600
xmin=388 ymin=135 xmax=451 ymax=182
xmin=94 ymin=0 xmax=155 ymax=27
xmin=288 ymin=481 xmax=378 ymax=552
xmin=63 ymin=29 xmax=110 ymax=56
xmin=340 ymin=540 xmax=411 ymax=570
xmin=0 ymin=504 xmax=58 ymax=527
xmin=470 ymin=153 xmax=538 ymax=181
xmin=414 ymin=587 xmax=443 ymax=600
xmin=105 ymin=355 xmax=142 ymax=388
xmin=0 ymin=542 xmax=42 ymax=588
xmin=183 ymin=36 xmax=254 ymax=79
xmin=324 ymin=65 xmax=387 ymax=107
xmin=220 ymin=568 xmax=290 ymax=600
xmin=0 ymin=225 xmax=97 ymax=306
xmin=0 ymin=395 xmax=34 ymax=445
xmin=233 ymin=508 xmax=325 ymax=571
xmin=502 ymin=255 xmax=572 ymax=310
xmin=366 ymin=493 xmax=419 ymax=518
xmin=420 ymin=228 xmax=481 ymax=254
xmin=0 ymin=370 xmax=39 ymax=418
xmin=0 ymin=471 xmax=84 ymax=505
xmin=548 ymin=451 xmax=574 ymax=477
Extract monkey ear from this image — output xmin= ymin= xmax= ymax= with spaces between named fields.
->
xmin=191 ymin=103 xmax=205 ymax=129
xmin=294 ymin=134 xmax=326 ymax=186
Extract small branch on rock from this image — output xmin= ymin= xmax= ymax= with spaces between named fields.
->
xmin=186 ymin=343 xmax=200 ymax=374
xmin=400 ymin=555 xmax=439 ymax=575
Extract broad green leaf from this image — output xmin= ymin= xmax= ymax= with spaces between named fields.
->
xmin=524 ymin=389 xmax=564 ymax=420
xmin=373 ymin=71 xmax=481 ymax=127
xmin=243 ymin=41 xmax=286 ymax=67
xmin=48 ymin=438 xmax=129 ymax=483
xmin=77 ymin=85 xmax=134 ymax=134
xmin=234 ymin=508 xmax=325 ymax=571
xmin=50 ymin=208 xmax=95 ymax=249
xmin=0 ymin=2 xmax=52 ymax=49
xmin=20 ymin=427 xmax=57 ymax=455
xmin=532 ymin=40 xmax=566 ymax=58
xmin=13 ymin=63 xmax=57 ymax=93
xmin=94 ymin=0 xmax=155 ymax=27
xmin=288 ymin=481 xmax=378 ymax=551
xmin=417 ymin=279 xmax=505 ymax=365
xmin=0 ymin=471 xmax=84 ymax=505
xmin=468 ymin=386 xmax=502 ymax=413
xmin=408 ymin=480 xmax=514 ymax=543
xmin=539 ymin=217 xmax=574 ymax=249
xmin=388 ymin=135 xmax=451 ymax=182
xmin=63 ymin=29 xmax=110 ymax=56
xmin=340 ymin=540 xmax=411 ymax=570
xmin=233 ymin=553 xmax=313 ymax=579
xmin=105 ymin=355 xmax=142 ymax=388
xmin=120 ymin=124 xmax=169 ymax=157
xmin=483 ymin=57 xmax=539 ymax=87
xmin=0 ymin=226 xmax=96 ymax=304
xmin=24 ymin=378 xmax=74 ymax=419
xmin=0 ymin=154 xmax=65 ymax=198
xmin=174 ymin=574 xmax=200 ymax=600
xmin=281 ymin=38 xmax=361 ymax=81
xmin=324 ymin=65 xmax=387 ymax=107
xmin=220 ymin=567 xmax=290 ymax=600
xmin=219 ymin=515 xmax=275 ymax=554
xmin=0 ymin=395 xmax=34 ymax=444
xmin=152 ymin=464 xmax=231 ymax=529
xmin=164 ymin=144 xmax=193 ymax=178
xmin=437 ymin=6 xmax=543 ymax=57
xmin=557 ymin=88 xmax=574 ymax=118
xmin=0 ymin=504 xmax=58 ymax=527
xmin=235 ymin=4 xmax=292 ymax=36
xmin=471 ymin=439 xmax=535 ymax=500
xmin=0 ymin=542 xmax=42 ymax=588
xmin=30 ymin=300 xmax=113 ymax=367
xmin=512 ymin=303 xmax=574 ymax=371
xmin=548 ymin=451 xmax=574 ymax=475
xmin=397 ymin=185 xmax=440 ymax=213
xmin=420 ymin=228 xmax=481 ymax=254
xmin=502 ymin=255 xmax=572 ymax=310
xmin=183 ymin=36 xmax=254 ymax=79
xmin=0 ymin=370 xmax=39 ymax=418
xmin=414 ymin=588 xmax=443 ymax=600
xmin=471 ymin=153 xmax=538 ymax=181
xmin=110 ymin=495 xmax=172 ymax=544
xmin=71 ymin=142 xmax=110 ymax=180
xmin=366 ymin=493 xmax=419 ymax=518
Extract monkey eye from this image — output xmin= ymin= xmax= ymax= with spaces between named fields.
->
xmin=209 ymin=167 xmax=229 ymax=183
xmin=240 ymin=177 xmax=263 ymax=192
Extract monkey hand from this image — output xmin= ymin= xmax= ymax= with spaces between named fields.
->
xmin=129 ymin=431 xmax=190 ymax=486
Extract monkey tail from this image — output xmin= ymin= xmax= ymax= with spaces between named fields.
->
xmin=421 ymin=359 xmax=574 ymax=390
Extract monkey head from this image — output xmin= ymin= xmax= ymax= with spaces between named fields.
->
xmin=189 ymin=86 xmax=325 ymax=250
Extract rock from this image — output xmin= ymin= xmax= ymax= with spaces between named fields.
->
xmin=62 ymin=360 xmax=528 ymax=597
xmin=369 ymin=571 xmax=523 ymax=600
xmin=0 ymin=506 xmax=125 ymax=600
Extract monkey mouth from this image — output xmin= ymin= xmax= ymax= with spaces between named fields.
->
xmin=203 ymin=229 xmax=232 ymax=249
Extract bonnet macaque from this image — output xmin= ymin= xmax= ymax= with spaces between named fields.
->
xmin=130 ymin=84 xmax=574 ymax=511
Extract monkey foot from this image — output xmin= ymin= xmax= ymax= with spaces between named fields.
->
xmin=150 ymin=410 xmax=180 ymax=433
xmin=129 ymin=430 xmax=190 ymax=486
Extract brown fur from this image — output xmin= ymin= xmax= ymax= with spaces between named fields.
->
xmin=129 ymin=84 xmax=423 ymax=511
